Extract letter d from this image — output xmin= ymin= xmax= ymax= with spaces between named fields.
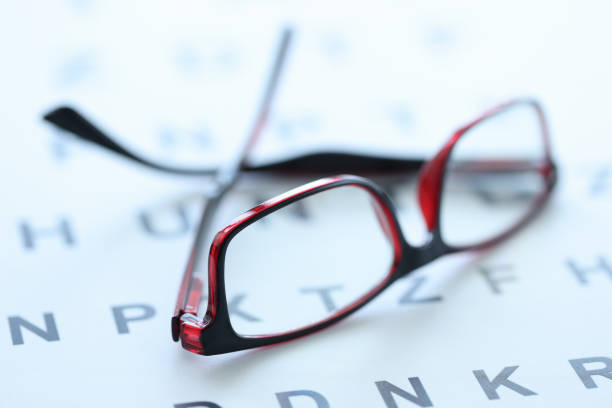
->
xmin=276 ymin=390 xmax=329 ymax=408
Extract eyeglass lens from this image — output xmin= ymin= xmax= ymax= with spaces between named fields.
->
xmin=224 ymin=185 xmax=395 ymax=336
xmin=439 ymin=104 xmax=548 ymax=247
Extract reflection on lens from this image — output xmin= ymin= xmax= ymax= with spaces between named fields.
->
xmin=440 ymin=103 xmax=547 ymax=247
xmin=224 ymin=185 xmax=394 ymax=336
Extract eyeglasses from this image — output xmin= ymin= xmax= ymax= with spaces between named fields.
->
xmin=43 ymin=28 xmax=557 ymax=356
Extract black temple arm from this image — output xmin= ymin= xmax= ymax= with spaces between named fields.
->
xmin=246 ymin=152 xmax=424 ymax=176
xmin=43 ymin=106 xmax=425 ymax=176
xmin=43 ymin=106 xmax=215 ymax=175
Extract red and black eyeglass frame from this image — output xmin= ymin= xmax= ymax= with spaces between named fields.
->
xmin=42 ymin=28 xmax=557 ymax=356
xmin=172 ymin=100 xmax=556 ymax=356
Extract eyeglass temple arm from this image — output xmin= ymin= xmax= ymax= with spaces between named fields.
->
xmin=41 ymin=24 xmax=295 ymax=177
xmin=173 ymin=27 xmax=293 ymax=343
xmin=41 ymin=28 xmax=421 ymax=178
xmin=43 ymin=106 xmax=217 ymax=176
xmin=42 ymin=105 xmax=427 ymax=176
xmin=443 ymin=159 xmax=551 ymax=173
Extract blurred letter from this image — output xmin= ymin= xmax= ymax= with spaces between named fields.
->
xmin=300 ymin=285 xmax=343 ymax=312
xmin=9 ymin=313 xmax=59 ymax=345
xmin=276 ymin=390 xmax=329 ymax=408
xmin=567 ymin=257 xmax=612 ymax=285
xmin=111 ymin=304 xmax=156 ymax=334
xmin=479 ymin=265 xmax=515 ymax=295
xmin=140 ymin=204 xmax=193 ymax=238
xmin=20 ymin=218 xmax=75 ymax=250
xmin=399 ymin=276 xmax=442 ymax=304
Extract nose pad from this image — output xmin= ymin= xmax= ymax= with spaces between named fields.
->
xmin=370 ymin=197 xmax=395 ymax=246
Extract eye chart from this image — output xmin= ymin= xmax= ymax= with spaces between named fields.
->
xmin=1 ymin=1 xmax=612 ymax=407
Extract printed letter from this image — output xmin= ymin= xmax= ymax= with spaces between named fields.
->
xmin=111 ymin=304 xmax=156 ymax=334
xmin=376 ymin=378 xmax=433 ymax=407
xmin=473 ymin=366 xmax=537 ymax=400
xmin=9 ymin=313 xmax=60 ymax=345
xmin=569 ymin=357 xmax=612 ymax=389
xmin=276 ymin=390 xmax=329 ymax=408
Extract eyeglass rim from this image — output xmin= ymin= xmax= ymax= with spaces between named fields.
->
xmin=178 ymin=175 xmax=405 ymax=355
xmin=417 ymin=98 xmax=556 ymax=252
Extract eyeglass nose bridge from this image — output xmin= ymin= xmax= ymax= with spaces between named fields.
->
xmin=391 ymin=236 xmax=447 ymax=280
xmin=367 ymin=184 xmax=447 ymax=281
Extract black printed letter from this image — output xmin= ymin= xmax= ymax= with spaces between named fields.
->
xmin=300 ymin=285 xmax=343 ymax=312
xmin=473 ymin=366 xmax=537 ymax=400
xmin=140 ymin=204 xmax=193 ymax=238
xmin=569 ymin=357 xmax=612 ymax=389
xmin=19 ymin=217 xmax=75 ymax=250
xmin=276 ymin=390 xmax=329 ymax=408
xmin=479 ymin=265 xmax=515 ymax=295
xmin=227 ymin=294 xmax=261 ymax=322
xmin=111 ymin=304 xmax=156 ymax=334
xmin=376 ymin=378 xmax=433 ymax=407
xmin=567 ymin=256 xmax=612 ymax=285
xmin=399 ymin=276 xmax=442 ymax=304
xmin=9 ymin=313 xmax=60 ymax=345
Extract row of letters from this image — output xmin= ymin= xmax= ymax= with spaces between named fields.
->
xmin=5 ymin=252 xmax=611 ymax=346
xmin=5 ymin=303 xmax=612 ymax=406
xmin=173 ymin=358 xmax=612 ymax=407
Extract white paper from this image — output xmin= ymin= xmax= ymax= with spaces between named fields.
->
xmin=1 ymin=1 xmax=612 ymax=407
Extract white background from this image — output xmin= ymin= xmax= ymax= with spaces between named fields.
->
xmin=1 ymin=1 xmax=611 ymax=406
